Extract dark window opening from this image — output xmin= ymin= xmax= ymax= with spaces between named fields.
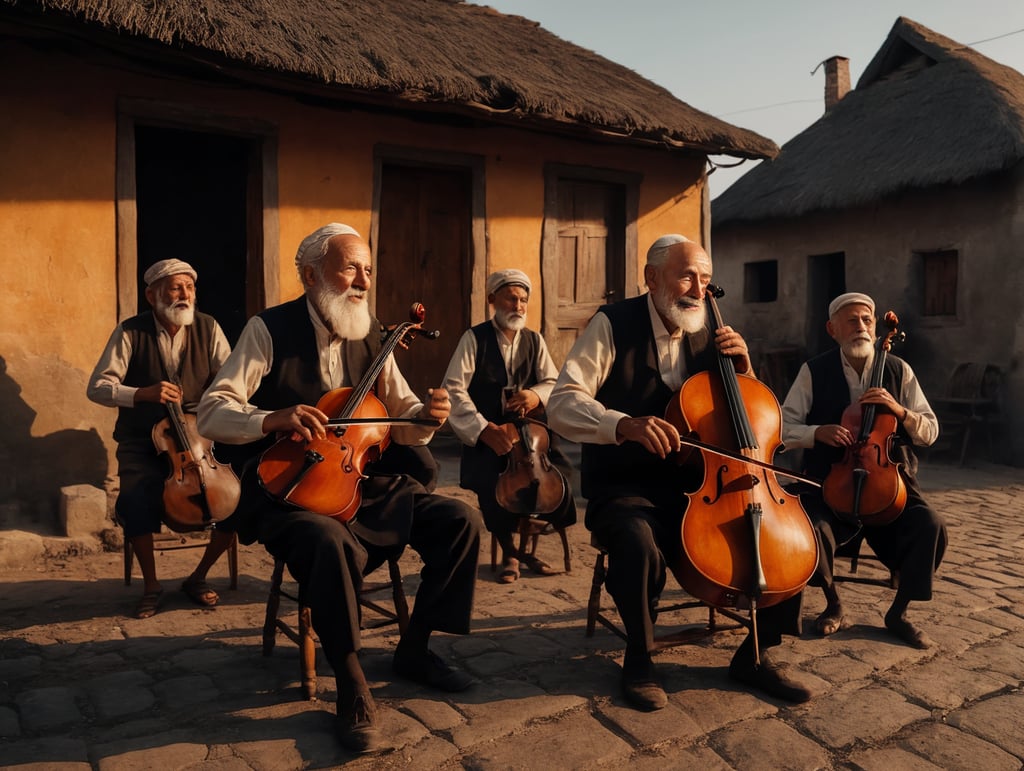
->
xmin=743 ymin=260 xmax=778 ymax=303
xmin=919 ymin=249 xmax=958 ymax=316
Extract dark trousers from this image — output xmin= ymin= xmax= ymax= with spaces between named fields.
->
xmin=254 ymin=493 xmax=482 ymax=676
xmin=588 ymin=494 xmax=802 ymax=664
xmin=804 ymin=481 xmax=947 ymax=604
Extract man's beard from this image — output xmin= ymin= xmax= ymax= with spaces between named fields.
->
xmin=312 ymin=283 xmax=372 ymax=340
xmin=495 ymin=308 xmax=526 ymax=332
xmin=155 ymin=296 xmax=195 ymax=328
xmin=653 ymin=284 xmax=706 ymax=335
xmin=842 ymin=338 xmax=874 ymax=361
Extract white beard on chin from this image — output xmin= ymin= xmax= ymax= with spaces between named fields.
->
xmin=313 ymin=284 xmax=372 ymax=340
xmin=653 ymin=285 xmax=706 ymax=335
xmin=155 ymin=297 xmax=195 ymax=328
xmin=843 ymin=339 xmax=875 ymax=361
xmin=495 ymin=308 xmax=526 ymax=332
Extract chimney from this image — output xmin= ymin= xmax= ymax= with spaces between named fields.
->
xmin=824 ymin=56 xmax=850 ymax=111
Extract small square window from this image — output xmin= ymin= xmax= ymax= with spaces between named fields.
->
xmin=919 ymin=249 xmax=957 ymax=316
xmin=743 ymin=260 xmax=778 ymax=303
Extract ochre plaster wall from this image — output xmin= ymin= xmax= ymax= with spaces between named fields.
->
xmin=1 ymin=40 xmax=706 ymax=524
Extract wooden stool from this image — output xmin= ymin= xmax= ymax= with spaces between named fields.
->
xmin=490 ymin=518 xmax=572 ymax=574
xmin=834 ymin=531 xmax=899 ymax=589
xmin=586 ymin=538 xmax=744 ymax=648
xmin=262 ymin=555 xmax=409 ymax=700
xmin=123 ymin=526 xmax=238 ymax=589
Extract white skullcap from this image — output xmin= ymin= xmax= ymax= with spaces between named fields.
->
xmin=295 ymin=223 xmax=361 ymax=269
xmin=486 ymin=268 xmax=531 ymax=296
xmin=828 ymin=292 xmax=875 ymax=318
xmin=143 ymin=259 xmax=197 ymax=287
xmin=646 ymin=234 xmax=694 ymax=264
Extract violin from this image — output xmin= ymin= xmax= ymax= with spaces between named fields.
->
xmin=151 ymin=399 xmax=241 ymax=532
xmin=821 ymin=311 xmax=907 ymax=527
xmin=494 ymin=416 xmax=567 ymax=515
xmin=256 ymin=303 xmax=439 ymax=521
xmin=667 ymin=285 xmax=818 ymax=662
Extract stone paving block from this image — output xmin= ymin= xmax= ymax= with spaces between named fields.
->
xmin=153 ymin=673 xmax=219 ymax=710
xmin=377 ymin=704 xmax=432 ymax=752
xmin=802 ymin=651 xmax=876 ymax=687
xmin=840 ymin=633 xmax=930 ymax=671
xmin=448 ymin=678 xmax=585 ymax=749
xmin=229 ymin=738 xmax=306 ymax=770
xmin=671 ymin=681 xmax=776 ymax=734
xmin=95 ymin=740 xmax=208 ymax=771
xmin=847 ymin=746 xmax=944 ymax=770
xmin=946 ymin=691 xmax=1024 ymax=759
xmin=0 ymin=704 xmax=21 ymax=738
xmin=625 ymin=744 xmax=733 ymax=770
xmin=463 ymin=708 xmax=631 ymax=769
xmin=15 ymin=685 xmax=83 ymax=732
xmin=888 ymin=658 xmax=1008 ymax=710
xmin=168 ymin=647 xmax=237 ymax=672
xmin=450 ymin=634 xmax=501 ymax=658
xmin=401 ymin=697 xmax=465 ymax=731
xmin=595 ymin=697 xmax=703 ymax=747
xmin=0 ymin=655 xmax=41 ymax=684
xmin=464 ymin=649 xmax=530 ymax=677
xmin=497 ymin=630 xmax=566 ymax=659
xmin=927 ymin=616 xmax=1000 ymax=654
xmin=711 ymin=717 xmax=831 ymax=771
xmin=796 ymin=686 xmax=929 ymax=748
xmin=899 ymin=720 xmax=1020 ymax=770
xmin=0 ymin=736 xmax=90 ymax=767
xmin=957 ymin=638 xmax=1024 ymax=680
xmin=350 ymin=734 xmax=461 ymax=771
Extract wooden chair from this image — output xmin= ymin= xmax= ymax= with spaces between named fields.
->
xmin=262 ymin=554 xmax=409 ymax=700
xmin=123 ymin=525 xmax=238 ymax=589
xmin=833 ymin=531 xmax=898 ymax=589
xmin=585 ymin=536 xmax=744 ymax=648
xmin=489 ymin=518 xmax=572 ymax=574
xmin=930 ymin=362 xmax=1004 ymax=466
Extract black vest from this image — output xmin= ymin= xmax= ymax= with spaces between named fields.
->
xmin=579 ymin=295 xmax=714 ymax=500
xmin=803 ymin=347 xmax=917 ymax=480
xmin=460 ymin=322 xmax=544 ymax=490
xmin=114 ymin=311 xmax=218 ymax=443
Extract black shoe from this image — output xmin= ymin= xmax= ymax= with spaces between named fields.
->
xmin=336 ymin=692 xmax=380 ymax=753
xmin=621 ymin=674 xmax=668 ymax=711
xmin=393 ymin=649 xmax=475 ymax=692
xmin=729 ymin=652 xmax=812 ymax=703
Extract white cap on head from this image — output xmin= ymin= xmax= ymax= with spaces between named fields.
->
xmin=486 ymin=268 xmax=531 ymax=296
xmin=295 ymin=223 xmax=361 ymax=270
xmin=828 ymin=292 xmax=875 ymax=318
xmin=646 ymin=234 xmax=694 ymax=265
xmin=143 ymin=259 xmax=197 ymax=287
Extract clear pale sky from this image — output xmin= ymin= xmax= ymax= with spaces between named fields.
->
xmin=468 ymin=1 xmax=1024 ymax=198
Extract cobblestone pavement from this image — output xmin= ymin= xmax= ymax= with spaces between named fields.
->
xmin=1 ymin=438 xmax=1022 ymax=770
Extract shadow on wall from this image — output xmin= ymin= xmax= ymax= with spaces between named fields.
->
xmin=0 ymin=355 xmax=108 ymax=533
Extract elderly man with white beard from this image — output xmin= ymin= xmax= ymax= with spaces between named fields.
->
xmin=198 ymin=224 xmax=483 ymax=754
xmin=443 ymin=269 xmax=577 ymax=583
xmin=548 ymin=234 xmax=815 ymax=711
xmin=88 ymin=259 xmax=237 ymax=619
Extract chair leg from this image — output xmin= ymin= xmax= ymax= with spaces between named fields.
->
xmin=227 ymin=533 xmax=238 ymax=590
xmin=297 ymin=606 xmax=317 ymax=700
xmin=586 ymin=550 xmax=606 ymax=637
xmin=558 ymin=527 xmax=571 ymax=573
xmin=123 ymin=538 xmax=133 ymax=586
xmin=388 ymin=556 xmax=410 ymax=634
xmin=262 ymin=560 xmax=285 ymax=657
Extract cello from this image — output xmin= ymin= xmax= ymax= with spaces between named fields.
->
xmin=151 ymin=399 xmax=241 ymax=532
xmin=494 ymin=417 xmax=567 ymax=516
xmin=668 ymin=285 xmax=818 ymax=662
xmin=256 ymin=303 xmax=439 ymax=521
xmin=821 ymin=311 xmax=907 ymax=527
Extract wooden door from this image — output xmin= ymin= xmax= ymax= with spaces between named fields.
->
xmin=375 ymin=164 xmax=472 ymax=399
xmin=547 ymin=180 xmax=625 ymax=365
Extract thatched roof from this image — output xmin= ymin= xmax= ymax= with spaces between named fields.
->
xmin=1 ymin=0 xmax=777 ymax=160
xmin=713 ymin=17 xmax=1024 ymax=224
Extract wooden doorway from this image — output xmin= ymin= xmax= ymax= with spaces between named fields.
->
xmin=375 ymin=163 xmax=473 ymax=399
xmin=807 ymin=251 xmax=846 ymax=358
xmin=134 ymin=126 xmax=252 ymax=343
xmin=542 ymin=175 xmax=631 ymax=366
